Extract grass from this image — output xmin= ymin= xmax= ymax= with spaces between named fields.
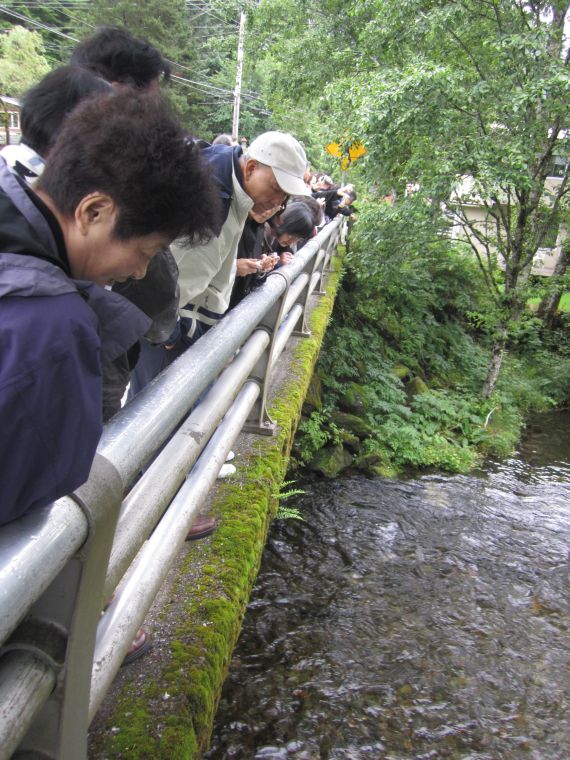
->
xmin=527 ymin=291 xmax=570 ymax=312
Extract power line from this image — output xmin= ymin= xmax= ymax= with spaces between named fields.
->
xmin=0 ymin=3 xmax=270 ymax=113
xmin=172 ymin=74 xmax=271 ymax=115
xmin=1 ymin=3 xmax=261 ymax=101
xmin=0 ymin=5 xmax=79 ymax=40
xmin=50 ymin=0 xmax=96 ymax=30
xmin=168 ymin=63 xmax=264 ymax=104
xmin=185 ymin=2 xmax=239 ymax=27
xmin=171 ymin=75 xmax=231 ymax=98
xmin=170 ymin=72 xmax=235 ymax=97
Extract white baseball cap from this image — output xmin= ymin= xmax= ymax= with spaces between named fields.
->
xmin=247 ymin=131 xmax=310 ymax=196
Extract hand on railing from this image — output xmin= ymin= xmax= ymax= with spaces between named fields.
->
xmin=236 ymin=258 xmax=261 ymax=276
xmin=258 ymin=253 xmax=279 ymax=272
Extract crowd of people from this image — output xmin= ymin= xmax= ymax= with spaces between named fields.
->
xmin=0 ymin=27 xmax=357 ymax=663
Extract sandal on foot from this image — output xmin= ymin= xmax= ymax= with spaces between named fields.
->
xmin=122 ymin=627 xmax=152 ymax=667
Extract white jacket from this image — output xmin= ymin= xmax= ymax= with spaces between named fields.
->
xmin=173 ymin=160 xmax=253 ymax=337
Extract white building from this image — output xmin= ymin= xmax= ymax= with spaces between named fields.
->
xmin=448 ymin=159 xmax=567 ymax=277
xmin=0 ymin=96 xmax=22 ymax=146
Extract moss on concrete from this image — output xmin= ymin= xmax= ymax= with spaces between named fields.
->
xmin=89 ymin=252 xmax=345 ymax=758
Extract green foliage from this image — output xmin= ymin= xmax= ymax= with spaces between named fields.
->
xmin=274 ymin=480 xmax=305 ymax=520
xmin=1 ymin=0 xmax=271 ymax=140
xmin=295 ymin=409 xmax=341 ymax=466
xmin=247 ymin=0 xmax=569 ymax=394
xmin=274 ymin=479 xmax=305 ymax=501
xmin=476 ymin=403 xmax=524 ymax=459
xmin=294 ymin=190 xmax=570 ymax=476
xmin=335 ymin=199 xmax=492 ymax=385
xmin=0 ymin=26 xmax=50 ymax=96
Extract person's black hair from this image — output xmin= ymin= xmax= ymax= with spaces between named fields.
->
xmin=274 ymin=202 xmax=314 ymax=239
xmin=70 ymin=26 xmax=171 ymax=88
xmin=37 ymin=90 xmax=219 ymax=244
xmin=290 ymin=194 xmax=324 ymax=226
xmin=20 ymin=66 xmax=113 ymax=158
xmin=345 ymin=190 xmax=357 ymax=202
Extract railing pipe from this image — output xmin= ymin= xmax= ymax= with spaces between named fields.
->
xmin=0 ymin=651 xmax=56 ymax=760
xmin=103 ymin=329 xmax=271 ymax=597
xmin=269 ymin=304 xmax=304 ymax=368
xmin=0 ymin=498 xmax=88 ymax=647
xmin=89 ymin=381 xmax=260 ymax=720
xmin=281 ymin=271 xmax=311 ymax=318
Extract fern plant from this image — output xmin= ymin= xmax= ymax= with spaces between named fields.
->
xmin=275 ymin=480 xmax=305 ymax=521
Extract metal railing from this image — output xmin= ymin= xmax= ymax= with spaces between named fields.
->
xmin=0 ymin=216 xmax=343 ymax=760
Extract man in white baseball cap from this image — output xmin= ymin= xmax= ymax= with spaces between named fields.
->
xmin=130 ymin=130 xmax=310 ymax=394
xmin=246 ymin=130 xmax=310 ymax=201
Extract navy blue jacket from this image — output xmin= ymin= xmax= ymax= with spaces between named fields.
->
xmin=0 ymin=158 xmax=151 ymax=525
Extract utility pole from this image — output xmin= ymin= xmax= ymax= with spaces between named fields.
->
xmin=232 ymin=11 xmax=246 ymax=142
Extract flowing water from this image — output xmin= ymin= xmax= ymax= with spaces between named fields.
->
xmin=206 ymin=411 xmax=570 ymax=760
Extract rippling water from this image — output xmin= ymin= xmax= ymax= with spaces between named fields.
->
xmin=206 ymin=412 xmax=570 ymax=760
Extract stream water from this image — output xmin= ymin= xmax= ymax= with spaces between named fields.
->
xmin=206 ymin=411 xmax=570 ymax=760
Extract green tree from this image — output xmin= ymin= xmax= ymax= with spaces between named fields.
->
xmin=0 ymin=2 xmax=81 ymax=65
xmin=249 ymin=0 xmax=570 ymax=395
xmin=322 ymin=0 xmax=569 ymax=396
xmin=247 ymin=0 xmax=365 ymax=164
xmin=537 ymin=237 xmax=569 ymax=327
xmin=0 ymin=25 xmax=50 ymax=96
xmin=0 ymin=0 xmax=270 ymax=138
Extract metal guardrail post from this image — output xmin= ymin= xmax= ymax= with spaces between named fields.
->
xmin=0 ymin=454 xmax=122 ymax=760
xmin=317 ymin=221 xmax=343 ymax=292
xmin=291 ymin=247 xmax=328 ymax=336
xmin=311 ymin=248 xmax=328 ymax=297
xmin=241 ymin=268 xmax=292 ymax=435
xmin=243 ymin=217 xmax=342 ymax=434
xmin=294 ymin=220 xmax=344 ymax=335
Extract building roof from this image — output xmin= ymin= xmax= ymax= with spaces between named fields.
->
xmin=0 ymin=96 xmax=21 ymax=108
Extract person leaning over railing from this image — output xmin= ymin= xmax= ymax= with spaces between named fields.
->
xmin=128 ymin=130 xmax=311 ymax=396
xmin=229 ymin=210 xmax=275 ymax=310
xmin=229 ymin=200 xmax=316 ymax=311
xmin=69 ymin=28 xmax=182 ymax=422
xmin=263 ymin=201 xmax=315 ymax=264
xmin=0 ymin=88 xmax=219 ymax=527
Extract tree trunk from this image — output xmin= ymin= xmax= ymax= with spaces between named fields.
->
xmin=482 ymin=324 xmax=508 ymax=398
xmin=537 ymin=245 xmax=568 ymax=329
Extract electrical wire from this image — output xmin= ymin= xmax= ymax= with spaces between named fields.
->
xmin=0 ymin=4 xmax=79 ymax=40
xmin=0 ymin=3 xmax=271 ymax=115
xmin=0 ymin=3 xmax=262 ymax=103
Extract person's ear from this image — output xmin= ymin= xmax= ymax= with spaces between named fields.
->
xmin=243 ymin=158 xmax=258 ymax=182
xmin=74 ymin=193 xmax=117 ymax=236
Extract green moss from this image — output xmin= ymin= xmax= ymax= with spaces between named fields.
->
xmin=90 ymin=249 xmax=346 ymax=759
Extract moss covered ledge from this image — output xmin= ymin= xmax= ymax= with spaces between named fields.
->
xmin=88 ymin=251 xmax=345 ymax=759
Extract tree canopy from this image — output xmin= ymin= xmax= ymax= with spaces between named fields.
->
xmin=1 ymin=0 xmax=568 ymax=395
xmin=0 ymin=25 xmax=50 ymax=96
xmin=246 ymin=0 xmax=570 ymax=392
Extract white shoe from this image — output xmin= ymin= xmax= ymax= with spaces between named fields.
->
xmin=225 ymin=450 xmax=235 ymax=462
xmin=217 ymin=463 xmax=236 ymax=479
